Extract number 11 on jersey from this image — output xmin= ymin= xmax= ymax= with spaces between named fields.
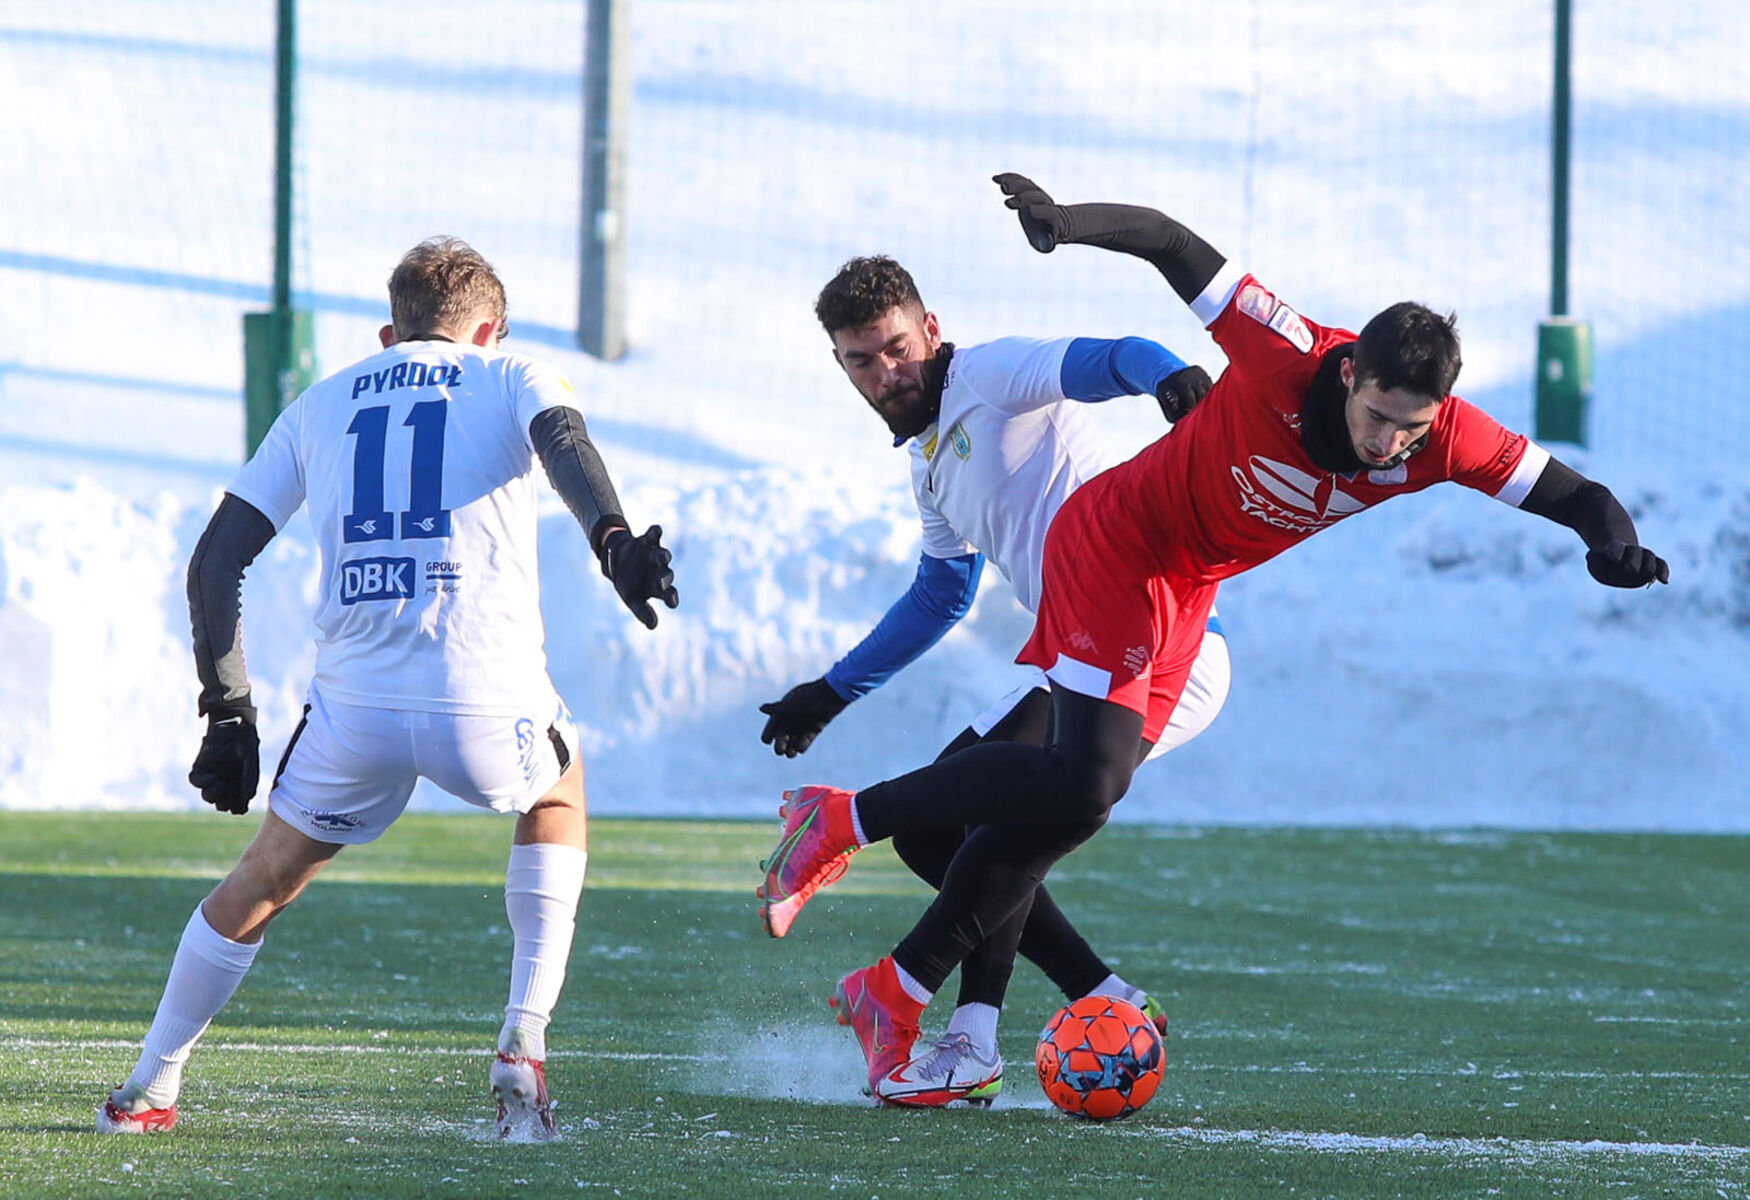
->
xmin=343 ymin=400 xmax=453 ymax=543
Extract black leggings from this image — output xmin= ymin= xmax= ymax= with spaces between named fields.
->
xmin=890 ymin=689 xmax=1148 ymax=1007
xmin=856 ymin=688 xmax=1148 ymax=996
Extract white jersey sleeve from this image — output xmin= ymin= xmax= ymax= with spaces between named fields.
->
xmin=509 ymin=355 xmax=584 ymax=450
xmin=228 ymin=396 xmax=308 ymax=530
xmin=952 ymin=337 xmax=1074 ymax=417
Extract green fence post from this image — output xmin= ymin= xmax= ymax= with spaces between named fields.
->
xmin=1537 ymin=0 xmax=1590 ymax=448
xmin=242 ymin=0 xmax=315 ymax=458
xmin=1535 ymin=316 xmax=1592 ymax=446
xmin=244 ymin=309 xmax=317 ymax=455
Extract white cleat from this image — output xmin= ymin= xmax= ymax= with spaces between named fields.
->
xmin=491 ymin=1052 xmax=558 ymax=1142
xmin=874 ymin=1032 xmax=1004 ymax=1108
xmin=96 ymin=1081 xmax=178 ymax=1134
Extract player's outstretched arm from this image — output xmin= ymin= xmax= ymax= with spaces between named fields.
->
xmin=758 ymin=552 xmax=982 ymax=758
xmin=993 ymin=173 xmax=1227 ymax=304
xmin=186 ymin=494 xmax=276 ymax=814
xmin=530 ymin=406 xmax=679 ymax=628
xmin=1519 ymin=457 xmax=1671 ymax=587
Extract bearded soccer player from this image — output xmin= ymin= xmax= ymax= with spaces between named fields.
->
xmin=97 ymin=238 xmax=677 ymax=1140
xmin=759 ymin=176 xmax=1669 ymax=1102
xmin=757 ymin=255 xmax=1229 ymax=1105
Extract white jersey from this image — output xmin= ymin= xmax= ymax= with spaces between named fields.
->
xmin=228 ymin=339 xmax=579 ymax=716
xmin=909 ymin=337 xmax=1119 ymax=613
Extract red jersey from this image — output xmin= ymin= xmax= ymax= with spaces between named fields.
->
xmin=1088 ymin=271 xmax=1547 ymax=585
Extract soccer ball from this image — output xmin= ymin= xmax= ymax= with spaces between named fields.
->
xmin=1035 ymin=995 xmax=1165 ymax=1120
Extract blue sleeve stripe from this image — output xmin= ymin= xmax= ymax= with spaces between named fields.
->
xmin=824 ymin=552 xmax=983 ymax=699
xmin=1060 ymin=337 xmax=1188 ymax=402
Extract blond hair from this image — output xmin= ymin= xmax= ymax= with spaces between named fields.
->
xmin=387 ymin=237 xmax=507 ymax=341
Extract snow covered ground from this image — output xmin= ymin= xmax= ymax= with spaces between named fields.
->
xmin=1 ymin=3 xmax=1745 ymax=830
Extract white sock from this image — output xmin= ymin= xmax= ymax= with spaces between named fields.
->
xmin=1086 ymin=973 xmax=1143 ymax=1005
xmin=891 ymin=959 xmax=934 ymax=1005
xmin=500 ymin=842 xmax=588 ymax=1062
xmin=127 ymin=903 xmax=262 ymax=1107
xmin=946 ymin=1003 xmax=1000 ymax=1057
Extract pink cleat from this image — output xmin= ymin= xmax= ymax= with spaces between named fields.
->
xmin=829 ymin=957 xmax=925 ymax=1100
xmin=758 ymin=786 xmax=861 ymax=938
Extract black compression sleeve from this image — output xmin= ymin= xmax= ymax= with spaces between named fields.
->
xmin=529 ymin=405 xmax=627 ymax=554
xmin=1057 ymin=203 xmax=1228 ymax=303
xmin=1518 ymin=455 xmax=1638 ymax=550
xmin=187 ymin=494 xmax=276 ymax=717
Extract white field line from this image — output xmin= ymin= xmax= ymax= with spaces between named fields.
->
xmin=1148 ymin=1126 xmax=1750 ymax=1165
xmin=7 ymin=1036 xmax=708 ymax=1063
xmin=1188 ymin=1063 xmax=1750 ymax=1082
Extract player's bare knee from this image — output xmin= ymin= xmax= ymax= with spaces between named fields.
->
xmin=535 ymin=760 xmax=584 ymax=808
xmin=515 ymin=763 xmax=587 ymax=847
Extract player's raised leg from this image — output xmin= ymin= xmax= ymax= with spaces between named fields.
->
xmin=98 ymin=812 xmax=342 ymax=1133
xmin=491 ymin=761 xmax=589 ymax=1142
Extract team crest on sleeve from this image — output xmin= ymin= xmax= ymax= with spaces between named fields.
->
xmin=1237 ymin=284 xmax=1277 ymax=323
xmin=1238 ymin=284 xmax=1314 ymax=353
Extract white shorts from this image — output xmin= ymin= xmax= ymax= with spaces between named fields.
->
xmin=972 ymin=617 xmax=1231 ymax=763
xmin=268 ymin=685 xmax=580 ymax=845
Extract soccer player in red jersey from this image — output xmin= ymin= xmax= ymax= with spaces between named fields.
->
xmin=768 ymin=175 xmax=1669 ymax=1100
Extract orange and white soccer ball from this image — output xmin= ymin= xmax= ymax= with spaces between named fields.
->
xmin=1035 ymin=995 xmax=1165 ymax=1120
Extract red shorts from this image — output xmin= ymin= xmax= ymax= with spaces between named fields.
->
xmin=1018 ymin=484 xmax=1218 ymax=746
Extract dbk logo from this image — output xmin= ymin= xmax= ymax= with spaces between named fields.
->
xmin=340 ymin=557 xmax=416 ymax=605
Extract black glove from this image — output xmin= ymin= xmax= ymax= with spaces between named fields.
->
xmin=993 ymin=173 xmax=1069 ymax=253
xmin=600 ymin=525 xmax=680 ymax=629
xmin=1586 ymin=540 xmax=1670 ymax=588
xmin=758 ymin=678 xmax=850 ymax=758
xmin=188 ymin=705 xmax=260 ymax=815
xmin=1157 ymin=365 xmax=1213 ymax=423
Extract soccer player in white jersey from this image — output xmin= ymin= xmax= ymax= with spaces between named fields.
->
xmin=757 ymin=256 xmax=1230 ymax=1106
xmin=97 ymin=238 xmax=677 ymax=1140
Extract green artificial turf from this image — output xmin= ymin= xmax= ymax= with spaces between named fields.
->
xmin=1 ymin=813 xmax=1745 ymax=1198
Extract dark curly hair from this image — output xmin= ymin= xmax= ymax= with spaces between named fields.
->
xmin=1353 ymin=302 xmax=1462 ymax=399
xmin=815 ymin=256 xmax=925 ymax=336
